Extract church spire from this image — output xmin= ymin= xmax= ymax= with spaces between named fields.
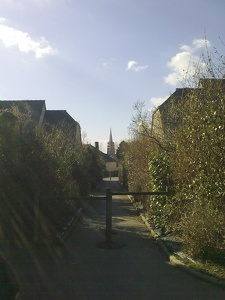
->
xmin=107 ymin=128 xmax=115 ymax=158
xmin=109 ymin=128 xmax=113 ymax=143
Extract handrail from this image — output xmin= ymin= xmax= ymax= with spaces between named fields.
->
xmin=104 ymin=188 xmax=169 ymax=247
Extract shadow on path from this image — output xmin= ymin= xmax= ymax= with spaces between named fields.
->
xmin=10 ymin=178 xmax=225 ymax=299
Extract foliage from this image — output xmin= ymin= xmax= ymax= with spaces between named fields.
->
xmin=116 ymin=141 xmax=129 ymax=189
xmin=128 ymin=101 xmax=152 ymax=139
xmin=148 ymin=153 xmax=170 ymax=231
xmin=180 ymin=202 xmax=225 ymax=265
xmin=0 ymin=105 xmax=103 ymax=245
xmin=119 ymin=42 xmax=225 ymax=263
xmin=123 ymin=137 xmax=152 ymax=194
xmin=170 ymin=77 xmax=225 ymax=262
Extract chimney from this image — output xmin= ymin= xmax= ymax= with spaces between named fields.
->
xmin=95 ymin=141 xmax=99 ymax=151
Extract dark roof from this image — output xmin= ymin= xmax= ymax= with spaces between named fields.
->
xmin=157 ymin=78 xmax=225 ymax=113
xmin=157 ymin=88 xmax=194 ymax=112
xmin=44 ymin=110 xmax=78 ymax=126
xmin=101 ymin=152 xmax=117 ymax=163
xmin=0 ymin=100 xmax=45 ymax=123
xmin=152 ymin=78 xmax=225 ymax=136
xmin=44 ymin=110 xmax=81 ymax=145
xmin=88 ymin=145 xmax=117 ymax=163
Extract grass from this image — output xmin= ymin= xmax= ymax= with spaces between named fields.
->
xmin=190 ymin=261 xmax=225 ymax=280
xmin=180 ymin=256 xmax=225 ymax=281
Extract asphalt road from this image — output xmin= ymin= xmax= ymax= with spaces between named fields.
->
xmin=11 ymin=178 xmax=225 ymax=299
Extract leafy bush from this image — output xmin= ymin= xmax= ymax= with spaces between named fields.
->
xmin=148 ymin=153 xmax=169 ymax=230
xmin=116 ymin=44 xmax=225 ymax=264
xmin=0 ymin=106 xmax=103 ymax=245
xmin=180 ymin=202 xmax=225 ymax=265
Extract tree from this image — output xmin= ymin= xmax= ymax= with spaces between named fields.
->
xmin=122 ymin=41 xmax=225 ymax=263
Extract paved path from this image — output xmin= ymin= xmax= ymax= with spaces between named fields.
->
xmin=12 ymin=179 xmax=225 ymax=299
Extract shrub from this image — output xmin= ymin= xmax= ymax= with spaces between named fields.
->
xmin=180 ymin=202 xmax=225 ymax=265
xmin=0 ymin=106 xmax=103 ymax=245
xmin=117 ymin=43 xmax=225 ymax=264
xmin=148 ymin=153 xmax=169 ymax=230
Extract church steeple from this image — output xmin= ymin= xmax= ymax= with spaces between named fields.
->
xmin=107 ymin=128 xmax=115 ymax=158
xmin=109 ymin=128 xmax=113 ymax=143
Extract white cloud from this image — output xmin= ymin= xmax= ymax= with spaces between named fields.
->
xmin=0 ymin=19 xmax=57 ymax=58
xmin=165 ymin=51 xmax=200 ymax=85
xmin=165 ymin=39 xmax=210 ymax=86
xmin=126 ymin=60 xmax=137 ymax=70
xmin=180 ymin=45 xmax=192 ymax=52
xmin=192 ymin=38 xmax=211 ymax=50
xmin=126 ymin=60 xmax=148 ymax=72
xmin=150 ymin=96 xmax=169 ymax=107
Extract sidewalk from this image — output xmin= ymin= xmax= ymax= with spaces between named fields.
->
xmin=130 ymin=194 xmax=225 ymax=287
xmin=5 ymin=178 xmax=225 ymax=299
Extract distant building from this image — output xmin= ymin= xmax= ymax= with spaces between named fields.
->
xmin=0 ymin=100 xmax=46 ymax=128
xmin=0 ymin=100 xmax=82 ymax=146
xmin=107 ymin=128 xmax=115 ymax=158
xmin=151 ymin=88 xmax=194 ymax=140
xmin=94 ymin=141 xmax=118 ymax=179
xmin=151 ymin=78 xmax=225 ymax=142
xmin=44 ymin=109 xmax=81 ymax=145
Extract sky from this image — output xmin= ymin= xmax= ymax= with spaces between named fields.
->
xmin=0 ymin=0 xmax=224 ymax=152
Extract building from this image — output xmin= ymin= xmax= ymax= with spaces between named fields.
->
xmin=44 ymin=109 xmax=81 ymax=145
xmin=151 ymin=78 xmax=225 ymax=144
xmin=0 ymin=100 xmax=46 ymax=128
xmin=95 ymin=139 xmax=118 ymax=179
xmin=0 ymin=100 xmax=81 ymax=146
xmin=107 ymin=128 xmax=115 ymax=158
xmin=151 ymin=88 xmax=194 ymax=140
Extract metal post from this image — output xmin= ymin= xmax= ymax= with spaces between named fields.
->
xmin=105 ymin=187 xmax=112 ymax=244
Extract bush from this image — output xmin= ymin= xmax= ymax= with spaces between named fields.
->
xmin=148 ymin=153 xmax=169 ymax=230
xmin=118 ymin=44 xmax=225 ymax=264
xmin=0 ymin=106 xmax=103 ymax=245
xmin=180 ymin=202 xmax=225 ymax=265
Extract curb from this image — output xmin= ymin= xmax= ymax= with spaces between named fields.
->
xmin=139 ymin=213 xmax=225 ymax=288
xmin=56 ymin=207 xmax=83 ymax=245
xmin=128 ymin=195 xmax=225 ymax=288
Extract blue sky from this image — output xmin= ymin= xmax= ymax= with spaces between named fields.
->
xmin=0 ymin=0 xmax=224 ymax=152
